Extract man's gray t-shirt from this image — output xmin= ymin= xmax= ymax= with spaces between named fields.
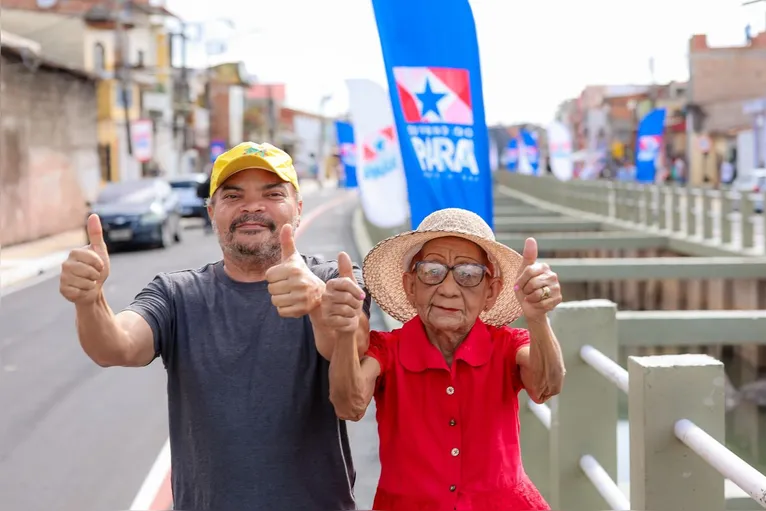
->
xmin=125 ymin=256 xmax=371 ymax=511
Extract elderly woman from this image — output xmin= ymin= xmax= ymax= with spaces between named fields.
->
xmin=320 ymin=208 xmax=565 ymax=510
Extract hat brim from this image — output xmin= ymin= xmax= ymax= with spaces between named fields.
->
xmin=362 ymin=229 xmax=525 ymax=327
xmin=213 ymin=155 xmax=300 ymax=196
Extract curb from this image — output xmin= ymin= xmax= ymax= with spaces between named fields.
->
xmin=0 ymin=251 xmax=69 ymax=295
xmin=350 ymin=205 xmax=402 ymax=332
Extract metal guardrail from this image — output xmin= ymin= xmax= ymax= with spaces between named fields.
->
xmin=522 ymin=303 xmax=766 ymax=510
xmin=497 ymin=172 xmax=766 ymax=256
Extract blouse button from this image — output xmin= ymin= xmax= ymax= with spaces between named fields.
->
xmin=449 ymin=418 xmax=457 ymax=426
xmin=451 ymin=448 xmax=460 ymax=456
xmin=449 ymin=485 xmax=457 ymax=492
xmin=446 ymin=386 xmax=455 ymax=395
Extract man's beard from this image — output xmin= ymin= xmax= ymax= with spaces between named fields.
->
xmin=214 ymin=212 xmax=297 ymax=268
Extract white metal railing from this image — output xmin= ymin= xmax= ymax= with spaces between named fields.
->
xmin=521 ymin=329 xmax=766 ymax=510
xmin=579 ymin=455 xmax=630 ymax=510
xmin=527 ymin=399 xmax=551 ymax=430
xmin=580 ymin=345 xmax=629 ymax=393
xmin=576 ymin=344 xmax=630 ymax=509
xmin=499 ymin=173 xmax=766 ymax=253
xmin=524 ymin=342 xmax=630 ymax=510
xmin=675 ymin=419 xmax=766 ymax=507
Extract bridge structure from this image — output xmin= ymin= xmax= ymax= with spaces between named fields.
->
xmin=352 ymin=172 xmax=766 ymax=510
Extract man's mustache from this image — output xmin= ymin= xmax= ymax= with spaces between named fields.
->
xmin=229 ymin=213 xmax=276 ymax=233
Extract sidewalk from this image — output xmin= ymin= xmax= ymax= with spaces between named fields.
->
xmin=0 ymin=228 xmax=86 ymax=291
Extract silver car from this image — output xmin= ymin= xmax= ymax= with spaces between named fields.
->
xmin=169 ymin=173 xmax=209 ymax=218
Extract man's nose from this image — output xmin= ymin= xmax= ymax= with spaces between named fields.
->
xmin=437 ymin=271 xmax=461 ymax=296
xmin=239 ymin=197 xmax=266 ymax=213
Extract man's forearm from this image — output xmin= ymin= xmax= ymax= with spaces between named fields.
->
xmin=524 ymin=317 xmax=565 ymax=402
xmin=76 ymin=292 xmax=132 ymax=367
xmin=328 ymin=330 xmax=370 ymax=421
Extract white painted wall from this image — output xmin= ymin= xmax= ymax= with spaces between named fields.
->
xmin=292 ymin=115 xmax=334 ymax=176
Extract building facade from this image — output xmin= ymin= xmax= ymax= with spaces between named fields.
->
xmin=688 ymin=32 xmax=766 ymax=183
xmin=0 ymin=35 xmax=100 ymax=245
xmin=1 ymin=0 xmax=181 ymax=182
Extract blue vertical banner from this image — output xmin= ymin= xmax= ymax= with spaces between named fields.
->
xmin=635 ymin=108 xmax=667 ymax=183
xmin=335 ymin=120 xmax=358 ymax=188
xmin=371 ymin=0 xmax=494 ymax=229
xmin=520 ymin=128 xmax=540 ymax=175
xmin=505 ymin=137 xmax=519 ymax=172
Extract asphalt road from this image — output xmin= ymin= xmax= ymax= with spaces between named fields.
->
xmin=0 ymin=187 xmax=385 ymax=511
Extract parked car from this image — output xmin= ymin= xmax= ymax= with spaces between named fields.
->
xmin=88 ymin=178 xmax=183 ymax=250
xmin=731 ymin=169 xmax=765 ymax=213
xmin=169 ymin=173 xmax=208 ymax=218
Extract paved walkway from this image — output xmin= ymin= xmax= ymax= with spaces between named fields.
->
xmin=0 ymin=229 xmax=85 ymax=291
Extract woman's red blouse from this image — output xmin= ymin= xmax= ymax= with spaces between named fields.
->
xmin=364 ymin=316 xmax=550 ymax=511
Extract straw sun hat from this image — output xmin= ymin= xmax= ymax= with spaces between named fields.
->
xmin=362 ymin=208 xmax=525 ymax=327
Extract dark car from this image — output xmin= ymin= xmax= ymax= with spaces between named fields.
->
xmin=89 ymin=178 xmax=183 ymax=250
xmin=169 ymin=173 xmax=209 ymax=218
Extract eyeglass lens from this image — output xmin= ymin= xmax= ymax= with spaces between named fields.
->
xmin=416 ymin=261 xmax=486 ymax=287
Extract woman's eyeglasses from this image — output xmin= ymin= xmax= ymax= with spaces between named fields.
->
xmin=413 ymin=261 xmax=489 ymax=288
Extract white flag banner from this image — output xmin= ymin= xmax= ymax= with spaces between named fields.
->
xmin=346 ymin=79 xmax=410 ymax=228
xmin=547 ymin=121 xmax=574 ymax=181
xmin=489 ymin=136 xmax=499 ymax=172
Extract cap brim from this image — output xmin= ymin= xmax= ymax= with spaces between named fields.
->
xmin=362 ymin=229 xmax=525 ymax=327
xmin=218 ymin=155 xmax=298 ymax=191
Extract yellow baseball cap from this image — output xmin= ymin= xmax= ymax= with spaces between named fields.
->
xmin=209 ymin=141 xmax=300 ymax=198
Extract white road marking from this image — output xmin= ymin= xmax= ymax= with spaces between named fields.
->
xmin=129 ymin=439 xmax=171 ymax=511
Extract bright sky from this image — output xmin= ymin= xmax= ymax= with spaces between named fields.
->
xmin=166 ymin=0 xmax=765 ymax=125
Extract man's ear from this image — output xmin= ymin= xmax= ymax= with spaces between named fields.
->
xmin=484 ymin=277 xmax=503 ymax=311
xmin=403 ymin=272 xmax=417 ymax=307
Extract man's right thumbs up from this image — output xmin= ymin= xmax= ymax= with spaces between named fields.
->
xmin=279 ymin=223 xmax=298 ymax=262
xmin=337 ymin=251 xmax=356 ymax=281
xmin=87 ymin=214 xmax=108 ymax=256
xmin=59 ymin=214 xmax=110 ymax=305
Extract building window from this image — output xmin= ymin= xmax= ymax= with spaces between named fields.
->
xmin=94 ymin=43 xmax=106 ymax=72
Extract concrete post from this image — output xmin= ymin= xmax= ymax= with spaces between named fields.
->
xmin=741 ymin=193 xmax=755 ymax=250
xmin=628 ymin=354 xmax=726 ymax=511
xmin=671 ymin=186 xmax=682 ymax=233
xmin=548 ymin=299 xmax=619 ymax=510
xmin=721 ymin=190 xmax=733 ymax=245
xmin=685 ymin=187 xmax=696 ymax=237
xmin=702 ymin=189 xmax=714 ymax=240
xmin=658 ymin=187 xmax=668 ymax=231
xmin=518 ymin=390 xmax=551 ymax=501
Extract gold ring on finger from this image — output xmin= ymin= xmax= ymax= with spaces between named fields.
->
xmin=541 ymin=286 xmax=551 ymax=300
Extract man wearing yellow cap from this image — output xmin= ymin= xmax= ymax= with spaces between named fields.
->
xmin=58 ymin=141 xmax=371 ymax=510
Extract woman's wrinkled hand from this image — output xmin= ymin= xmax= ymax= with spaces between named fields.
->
xmin=513 ymin=237 xmax=563 ymax=323
xmin=321 ymin=252 xmax=366 ymax=333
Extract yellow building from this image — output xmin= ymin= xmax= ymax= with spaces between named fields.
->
xmin=89 ymin=13 xmax=173 ymax=183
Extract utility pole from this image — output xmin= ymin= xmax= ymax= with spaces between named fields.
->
xmin=114 ymin=0 xmax=133 ymax=156
xmin=179 ymin=20 xmax=189 ymax=150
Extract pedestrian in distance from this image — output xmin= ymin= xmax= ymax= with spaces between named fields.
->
xmin=59 ymin=142 xmax=371 ymax=511
xmin=320 ymin=208 xmax=565 ymax=510
xmin=197 ymin=163 xmax=213 ymax=234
